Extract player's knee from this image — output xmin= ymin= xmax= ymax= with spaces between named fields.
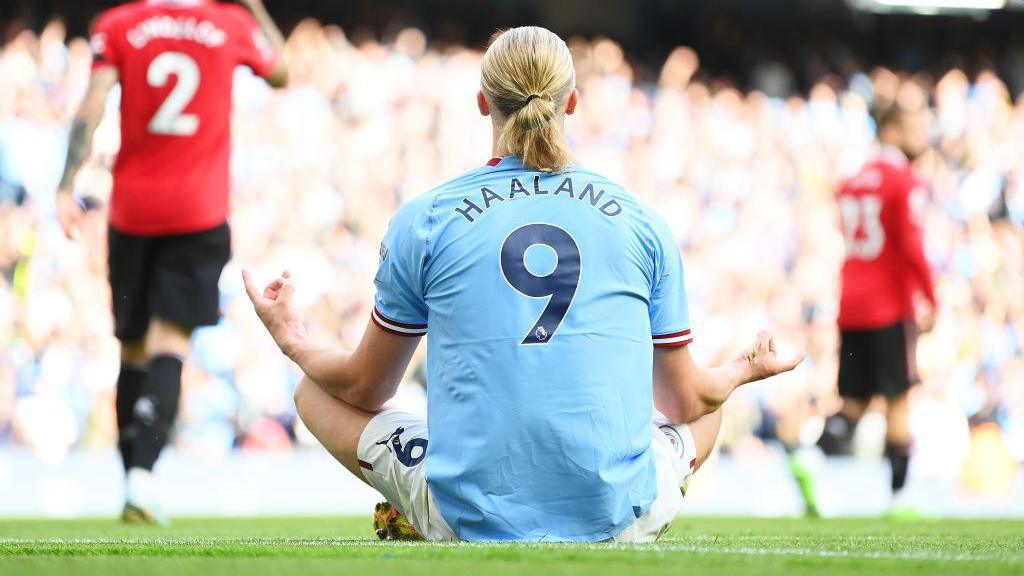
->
xmin=145 ymin=318 xmax=193 ymax=358
xmin=120 ymin=341 xmax=147 ymax=365
xmin=885 ymin=393 xmax=912 ymax=437
xmin=689 ymin=409 xmax=723 ymax=471
xmin=886 ymin=392 xmax=910 ymax=411
xmin=839 ymin=399 xmax=868 ymax=424
xmin=293 ymin=378 xmax=315 ymax=420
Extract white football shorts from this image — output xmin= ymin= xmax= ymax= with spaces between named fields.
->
xmin=356 ymin=409 xmax=698 ymax=543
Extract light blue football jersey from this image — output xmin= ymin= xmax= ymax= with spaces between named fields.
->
xmin=372 ymin=156 xmax=692 ymax=541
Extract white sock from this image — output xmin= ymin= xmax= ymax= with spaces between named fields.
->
xmin=126 ymin=467 xmax=156 ymax=509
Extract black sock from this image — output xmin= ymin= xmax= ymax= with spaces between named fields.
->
xmin=128 ymin=355 xmax=183 ymax=471
xmin=817 ymin=412 xmax=856 ymax=456
xmin=886 ymin=442 xmax=911 ymax=493
xmin=115 ymin=363 xmax=148 ymax=472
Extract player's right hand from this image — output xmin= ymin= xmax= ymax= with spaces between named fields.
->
xmin=56 ymin=191 xmax=85 ymax=240
xmin=242 ymin=269 xmax=308 ymax=359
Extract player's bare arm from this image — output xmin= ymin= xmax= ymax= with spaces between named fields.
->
xmin=653 ymin=331 xmax=805 ymax=424
xmin=242 ymin=270 xmax=418 ymax=411
xmin=237 ymin=0 xmax=288 ymax=87
xmin=901 ymin=185 xmax=938 ymax=333
xmin=56 ymin=66 xmax=118 ymax=239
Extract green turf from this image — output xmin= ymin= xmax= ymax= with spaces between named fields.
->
xmin=1 ymin=516 xmax=1022 ymax=576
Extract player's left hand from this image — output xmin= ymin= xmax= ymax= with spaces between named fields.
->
xmin=56 ymin=191 xmax=85 ymax=240
xmin=242 ymin=269 xmax=308 ymax=358
xmin=916 ymin=304 xmax=937 ymax=334
xmin=737 ymin=330 xmax=806 ymax=383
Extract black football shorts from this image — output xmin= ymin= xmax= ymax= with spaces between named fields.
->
xmin=107 ymin=222 xmax=231 ymax=343
xmin=837 ymin=320 xmax=919 ymax=400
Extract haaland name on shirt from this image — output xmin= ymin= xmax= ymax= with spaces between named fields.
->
xmin=454 ymin=175 xmax=624 ymax=223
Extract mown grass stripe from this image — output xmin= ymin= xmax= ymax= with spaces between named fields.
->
xmin=1 ymin=537 xmax=1022 ymax=564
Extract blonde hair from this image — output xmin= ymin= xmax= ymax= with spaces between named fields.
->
xmin=481 ymin=26 xmax=575 ymax=172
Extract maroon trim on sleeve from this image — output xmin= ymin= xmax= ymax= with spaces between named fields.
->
xmin=652 ymin=328 xmax=693 ymax=348
xmin=652 ymin=329 xmax=691 ymax=340
xmin=373 ymin=307 xmax=426 ymax=329
xmin=370 ymin=307 xmax=427 ymax=337
xmin=654 ymin=338 xmax=693 ymax=349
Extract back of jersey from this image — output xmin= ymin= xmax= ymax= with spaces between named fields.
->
xmin=91 ymin=0 xmax=278 ymax=235
xmin=837 ymin=149 xmax=932 ymax=329
xmin=373 ymin=157 xmax=692 ymax=541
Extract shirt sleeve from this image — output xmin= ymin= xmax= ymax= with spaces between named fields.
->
xmin=229 ymin=7 xmax=280 ymax=80
xmin=372 ymin=201 xmax=431 ymax=337
xmin=647 ymin=212 xmax=692 ymax=348
xmin=89 ymin=11 xmax=120 ymax=71
xmin=897 ymin=174 xmax=937 ymax=307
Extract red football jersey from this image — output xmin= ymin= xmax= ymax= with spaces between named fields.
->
xmin=837 ymin=147 xmax=936 ymax=329
xmin=90 ymin=0 xmax=279 ymax=235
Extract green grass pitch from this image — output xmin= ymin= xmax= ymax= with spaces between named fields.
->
xmin=2 ymin=516 xmax=1022 ymax=575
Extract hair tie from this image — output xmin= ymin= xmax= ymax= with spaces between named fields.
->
xmin=525 ymin=94 xmax=543 ymax=104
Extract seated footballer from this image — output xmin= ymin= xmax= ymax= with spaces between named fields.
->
xmin=244 ymin=26 xmax=803 ymax=542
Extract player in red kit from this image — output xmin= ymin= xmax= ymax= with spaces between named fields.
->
xmin=56 ymin=0 xmax=287 ymax=524
xmin=816 ymin=105 xmax=937 ymax=518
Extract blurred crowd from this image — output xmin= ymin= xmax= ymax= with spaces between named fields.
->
xmin=0 ymin=18 xmax=1021 ymax=494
